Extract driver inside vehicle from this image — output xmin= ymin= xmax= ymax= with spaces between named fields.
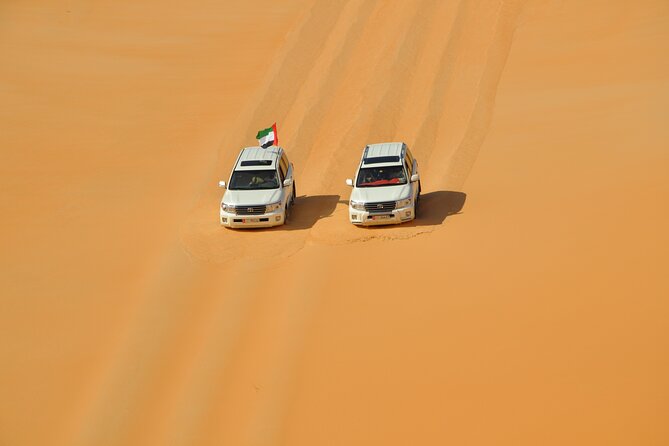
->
xmin=263 ymin=171 xmax=278 ymax=187
xmin=249 ymin=174 xmax=264 ymax=186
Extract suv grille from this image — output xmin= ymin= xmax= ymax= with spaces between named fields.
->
xmin=234 ymin=205 xmax=266 ymax=215
xmin=364 ymin=201 xmax=396 ymax=213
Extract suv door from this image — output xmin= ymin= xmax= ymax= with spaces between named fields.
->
xmin=279 ymin=152 xmax=295 ymax=204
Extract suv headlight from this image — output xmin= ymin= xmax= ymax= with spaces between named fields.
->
xmin=266 ymin=201 xmax=282 ymax=212
xmin=350 ymin=200 xmax=365 ymax=211
xmin=221 ymin=203 xmax=235 ymax=212
xmin=396 ymin=197 xmax=412 ymax=208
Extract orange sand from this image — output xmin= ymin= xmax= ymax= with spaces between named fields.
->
xmin=1 ymin=1 xmax=668 ymax=445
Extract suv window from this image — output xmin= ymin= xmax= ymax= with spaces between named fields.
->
xmin=364 ymin=156 xmax=400 ymax=164
xmin=279 ymin=154 xmax=289 ymax=180
xmin=229 ymin=169 xmax=280 ymax=190
xmin=240 ymin=160 xmax=272 ymax=167
xmin=356 ymin=165 xmax=407 ymax=187
xmin=405 ymin=147 xmax=414 ymax=169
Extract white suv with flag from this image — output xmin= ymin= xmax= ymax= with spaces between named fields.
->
xmin=345 ymin=142 xmax=421 ymax=226
xmin=219 ymin=146 xmax=296 ymax=228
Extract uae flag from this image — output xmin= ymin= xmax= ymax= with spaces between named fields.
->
xmin=256 ymin=123 xmax=278 ymax=148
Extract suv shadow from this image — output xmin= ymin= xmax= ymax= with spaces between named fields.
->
xmin=410 ymin=190 xmax=466 ymax=226
xmin=287 ymin=194 xmax=340 ymax=230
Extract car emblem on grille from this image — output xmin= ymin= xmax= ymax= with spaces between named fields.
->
xmin=248 ymin=208 xmax=254 ymax=213
xmin=377 ymin=204 xmax=383 ymax=209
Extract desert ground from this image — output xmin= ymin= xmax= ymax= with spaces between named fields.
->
xmin=1 ymin=0 xmax=668 ymax=445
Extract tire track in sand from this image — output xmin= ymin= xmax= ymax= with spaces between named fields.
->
xmin=309 ymin=0 xmax=525 ymax=245
xmin=415 ymin=0 xmax=525 ymax=191
xmin=439 ymin=0 xmax=525 ymax=191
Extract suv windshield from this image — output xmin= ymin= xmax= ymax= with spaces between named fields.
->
xmin=229 ymin=169 xmax=279 ymax=190
xmin=356 ymin=165 xmax=407 ymax=187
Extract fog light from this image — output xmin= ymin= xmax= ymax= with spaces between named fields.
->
xmin=275 ymin=215 xmax=281 ymax=222
xmin=222 ymin=217 xmax=228 ymax=223
xmin=351 ymin=214 xmax=358 ymax=220
xmin=405 ymin=211 xmax=411 ymax=217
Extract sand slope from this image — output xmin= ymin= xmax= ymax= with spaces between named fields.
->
xmin=1 ymin=0 xmax=668 ymax=445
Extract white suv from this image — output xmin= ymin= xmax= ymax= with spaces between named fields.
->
xmin=345 ymin=142 xmax=421 ymax=225
xmin=219 ymin=146 xmax=296 ymax=228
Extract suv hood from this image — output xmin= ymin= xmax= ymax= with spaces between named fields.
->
xmin=350 ymin=184 xmax=411 ymax=203
xmin=222 ymin=188 xmax=282 ymax=206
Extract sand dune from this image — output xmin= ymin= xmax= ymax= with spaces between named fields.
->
xmin=1 ymin=0 xmax=668 ymax=445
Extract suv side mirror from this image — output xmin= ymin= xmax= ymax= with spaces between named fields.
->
xmin=410 ymin=174 xmax=420 ymax=183
xmin=218 ymin=180 xmax=226 ymax=188
xmin=283 ymin=178 xmax=293 ymax=187
xmin=345 ymin=178 xmax=353 ymax=187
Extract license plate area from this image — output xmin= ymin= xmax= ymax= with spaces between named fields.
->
xmin=369 ymin=214 xmax=392 ymax=221
xmin=243 ymin=218 xmax=260 ymax=223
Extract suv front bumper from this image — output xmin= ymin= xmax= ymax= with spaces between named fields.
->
xmin=348 ymin=205 xmax=415 ymax=226
xmin=220 ymin=209 xmax=285 ymax=228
